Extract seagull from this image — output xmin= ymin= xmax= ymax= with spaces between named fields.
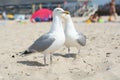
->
xmin=63 ymin=13 xmax=86 ymax=58
xmin=20 ymin=8 xmax=69 ymax=65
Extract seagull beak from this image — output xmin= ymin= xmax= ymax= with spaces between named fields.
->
xmin=63 ymin=11 xmax=70 ymax=14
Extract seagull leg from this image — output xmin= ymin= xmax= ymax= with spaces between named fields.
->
xmin=68 ymin=47 xmax=70 ymax=53
xmin=44 ymin=53 xmax=47 ymax=65
xmin=50 ymin=53 xmax=53 ymax=64
xmin=78 ymin=49 xmax=80 ymax=55
xmin=75 ymin=49 xmax=80 ymax=59
xmin=68 ymin=47 xmax=71 ymax=58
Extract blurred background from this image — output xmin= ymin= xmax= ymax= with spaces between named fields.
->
xmin=0 ymin=0 xmax=120 ymax=20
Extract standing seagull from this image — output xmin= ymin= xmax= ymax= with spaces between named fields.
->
xmin=21 ymin=8 xmax=69 ymax=65
xmin=64 ymin=14 xmax=86 ymax=57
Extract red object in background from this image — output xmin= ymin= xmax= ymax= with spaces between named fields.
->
xmin=64 ymin=0 xmax=68 ymax=4
xmin=31 ymin=8 xmax=53 ymax=22
xmin=84 ymin=0 xmax=88 ymax=6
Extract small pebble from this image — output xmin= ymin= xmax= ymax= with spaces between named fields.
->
xmin=25 ymin=73 xmax=30 ymax=76
xmin=5 ymin=66 xmax=8 ymax=69
xmin=91 ymin=68 xmax=94 ymax=71
xmin=117 ymin=34 xmax=120 ymax=36
xmin=20 ymin=71 xmax=23 ymax=73
xmin=89 ymin=48 xmax=92 ymax=51
xmin=106 ymin=67 xmax=110 ymax=71
xmin=1 ymin=53 xmax=5 ymax=55
xmin=16 ymin=53 xmax=19 ymax=55
xmin=117 ymin=56 xmax=120 ymax=57
xmin=12 ymin=55 xmax=15 ymax=58
xmin=70 ymin=71 xmax=73 ymax=73
xmin=111 ymin=38 xmax=114 ymax=40
xmin=83 ymin=60 xmax=86 ymax=63
xmin=106 ymin=53 xmax=111 ymax=57
xmin=114 ymin=47 xmax=118 ymax=49
xmin=33 ymin=57 xmax=37 ymax=59
xmin=91 ymin=37 xmax=96 ymax=40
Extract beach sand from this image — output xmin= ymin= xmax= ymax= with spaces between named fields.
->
xmin=0 ymin=17 xmax=120 ymax=80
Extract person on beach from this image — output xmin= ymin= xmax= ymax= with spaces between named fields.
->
xmin=86 ymin=11 xmax=101 ymax=23
xmin=89 ymin=12 xmax=99 ymax=22
xmin=86 ymin=11 xmax=104 ymax=23
xmin=108 ymin=0 xmax=117 ymax=21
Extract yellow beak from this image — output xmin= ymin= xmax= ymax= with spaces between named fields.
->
xmin=63 ymin=11 xmax=70 ymax=14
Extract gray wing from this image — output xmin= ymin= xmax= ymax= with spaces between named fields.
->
xmin=28 ymin=33 xmax=55 ymax=52
xmin=77 ymin=32 xmax=86 ymax=46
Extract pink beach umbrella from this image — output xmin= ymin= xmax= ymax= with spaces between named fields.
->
xmin=31 ymin=8 xmax=53 ymax=22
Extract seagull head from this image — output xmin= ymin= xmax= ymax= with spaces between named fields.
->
xmin=61 ymin=11 xmax=71 ymax=20
xmin=53 ymin=8 xmax=70 ymax=17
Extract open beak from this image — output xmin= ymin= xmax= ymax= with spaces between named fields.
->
xmin=63 ymin=11 xmax=70 ymax=14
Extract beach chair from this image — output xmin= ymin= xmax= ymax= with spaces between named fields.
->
xmin=82 ymin=5 xmax=98 ymax=17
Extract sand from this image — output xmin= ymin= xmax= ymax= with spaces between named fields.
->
xmin=0 ymin=17 xmax=120 ymax=80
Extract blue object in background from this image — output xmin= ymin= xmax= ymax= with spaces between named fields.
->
xmin=35 ymin=17 xmax=41 ymax=22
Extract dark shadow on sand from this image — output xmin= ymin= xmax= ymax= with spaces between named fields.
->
xmin=17 ymin=61 xmax=47 ymax=66
xmin=53 ymin=53 xmax=76 ymax=58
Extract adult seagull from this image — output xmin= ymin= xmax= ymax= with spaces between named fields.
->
xmin=63 ymin=13 xmax=86 ymax=57
xmin=21 ymin=8 xmax=69 ymax=65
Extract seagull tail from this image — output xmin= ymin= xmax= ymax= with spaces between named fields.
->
xmin=19 ymin=50 xmax=33 ymax=57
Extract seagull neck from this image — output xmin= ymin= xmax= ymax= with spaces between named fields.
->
xmin=50 ymin=15 xmax=63 ymax=33
xmin=65 ymin=16 xmax=76 ymax=33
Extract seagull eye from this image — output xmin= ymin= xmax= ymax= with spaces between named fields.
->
xmin=56 ymin=9 xmax=60 ymax=12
